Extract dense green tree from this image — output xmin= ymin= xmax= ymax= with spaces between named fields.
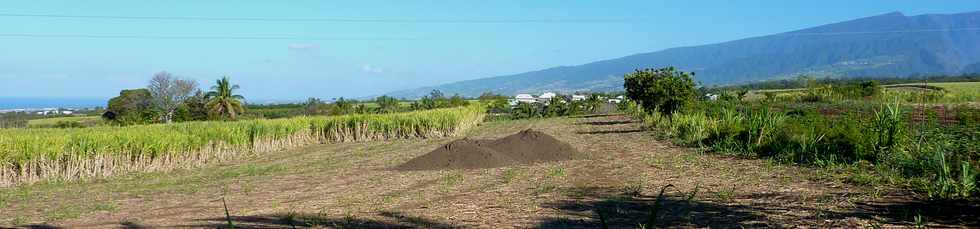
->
xmin=513 ymin=102 xmax=541 ymax=119
xmin=624 ymin=67 xmax=697 ymax=116
xmin=375 ymin=96 xmax=401 ymax=113
xmin=860 ymin=80 xmax=882 ymax=97
xmin=479 ymin=92 xmax=510 ymax=113
xmin=585 ymin=94 xmax=603 ymax=113
xmin=544 ymin=96 xmax=568 ymax=117
xmin=106 ymin=88 xmax=156 ymax=124
xmin=330 ymin=97 xmax=355 ymax=115
xmin=205 ymin=76 xmax=246 ymax=120
xmin=304 ymin=97 xmax=326 ymax=115
xmin=174 ymin=90 xmax=210 ymax=121
xmin=448 ymin=94 xmax=469 ymax=107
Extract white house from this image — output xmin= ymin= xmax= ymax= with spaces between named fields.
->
xmin=514 ymin=94 xmax=537 ymax=104
xmin=571 ymin=95 xmax=586 ymax=101
xmin=537 ymin=92 xmax=558 ymax=104
xmin=608 ymin=95 xmax=624 ymax=103
xmin=539 ymin=92 xmax=557 ymax=99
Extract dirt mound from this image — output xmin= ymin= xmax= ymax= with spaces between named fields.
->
xmin=395 ymin=129 xmax=580 ymax=171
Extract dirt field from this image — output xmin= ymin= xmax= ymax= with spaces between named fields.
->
xmin=2 ymin=114 xmax=978 ymax=228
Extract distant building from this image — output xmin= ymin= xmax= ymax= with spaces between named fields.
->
xmin=539 ymin=92 xmax=557 ymax=99
xmin=608 ymin=95 xmax=624 ymax=103
xmin=537 ymin=92 xmax=558 ymax=104
xmin=705 ymin=93 xmax=720 ymax=101
xmin=514 ymin=94 xmax=537 ymax=104
xmin=571 ymin=95 xmax=586 ymax=101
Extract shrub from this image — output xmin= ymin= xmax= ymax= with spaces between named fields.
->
xmin=624 ymin=67 xmax=697 ymax=116
xmin=512 ymin=102 xmax=541 ymax=119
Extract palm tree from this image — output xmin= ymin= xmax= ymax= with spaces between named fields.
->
xmin=205 ymin=76 xmax=245 ymax=120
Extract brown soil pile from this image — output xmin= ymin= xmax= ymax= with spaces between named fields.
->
xmin=395 ymin=129 xmax=580 ymax=170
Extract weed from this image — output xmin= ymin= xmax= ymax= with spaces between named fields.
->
xmin=914 ymin=213 xmax=926 ymax=229
xmin=534 ymin=183 xmax=558 ymax=194
xmin=93 ymin=202 xmax=118 ymax=212
xmin=441 ymin=173 xmax=462 ymax=186
xmin=501 ymin=168 xmax=520 ymax=183
xmin=715 ymin=184 xmax=737 ymax=201
xmin=623 ymin=182 xmax=643 ymax=197
xmin=548 ymin=166 xmax=566 ymax=177
xmin=643 ymin=184 xmax=676 ymax=228
xmin=9 ymin=216 xmax=27 ymax=226
xmin=222 ymin=197 xmax=234 ymax=229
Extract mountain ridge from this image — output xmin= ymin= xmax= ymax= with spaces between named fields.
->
xmin=385 ymin=11 xmax=980 ymax=98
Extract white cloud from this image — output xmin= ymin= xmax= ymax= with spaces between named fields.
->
xmin=287 ymin=43 xmax=319 ymax=51
xmin=361 ymin=64 xmax=385 ymax=74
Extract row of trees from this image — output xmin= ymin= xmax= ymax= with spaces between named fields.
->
xmin=279 ymin=90 xmax=470 ymax=118
xmin=105 ymin=72 xmax=245 ymax=124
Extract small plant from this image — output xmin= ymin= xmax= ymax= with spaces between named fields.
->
xmin=548 ymin=166 xmax=566 ymax=177
xmin=623 ymin=182 xmax=643 ymax=196
xmin=222 ymin=197 xmax=235 ymax=229
xmin=913 ymin=213 xmax=926 ymax=229
xmin=441 ymin=173 xmax=463 ymax=186
xmin=501 ymin=168 xmax=520 ymax=183
xmin=642 ymin=184 xmax=676 ymax=228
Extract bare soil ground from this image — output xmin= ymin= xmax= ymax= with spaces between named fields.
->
xmin=2 ymin=114 xmax=978 ymax=228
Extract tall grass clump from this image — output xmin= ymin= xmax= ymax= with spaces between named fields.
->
xmin=0 ymin=105 xmax=485 ymax=186
xmin=626 ymin=97 xmax=980 ymax=199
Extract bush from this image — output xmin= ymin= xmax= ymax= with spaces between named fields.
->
xmin=624 ymin=67 xmax=697 ymax=116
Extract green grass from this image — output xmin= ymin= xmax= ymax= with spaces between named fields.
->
xmin=26 ymin=116 xmax=103 ymax=128
xmin=930 ymin=82 xmax=980 ymax=98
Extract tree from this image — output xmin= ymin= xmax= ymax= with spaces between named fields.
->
xmin=448 ymin=94 xmax=469 ymax=107
xmin=623 ymin=67 xmax=697 ymax=116
xmin=375 ymin=96 xmax=400 ymax=113
xmin=513 ymin=102 xmax=541 ymax=119
xmin=736 ymin=89 xmax=749 ymax=101
xmin=585 ymin=94 xmax=603 ymax=113
xmin=330 ymin=97 xmax=354 ymax=115
xmin=304 ymin=97 xmax=326 ymax=115
xmin=544 ymin=96 xmax=568 ymax=117
xmin=106 ymin=89 xmax=155 ymax=124
xmin=176 ymin=90 xmax=210 ymax=121
xmin=429 ymin=90 xmax=445 ymax=100
xmin=859 ymin=80 xmax=881 ymax=97
xmin=205 ymin=76 xmax=246 ymax=120
xmin=147 ymin=71 xmax=198 ymax=123
xmin=479 ymin=92 xmax=509 ymax=113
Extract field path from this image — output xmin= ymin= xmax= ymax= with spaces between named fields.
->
xmin=3 ymin=114 xmax=976 ymax=228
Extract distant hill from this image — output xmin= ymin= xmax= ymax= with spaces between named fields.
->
xmin=385 ymin=11 xmax=980 ymax=98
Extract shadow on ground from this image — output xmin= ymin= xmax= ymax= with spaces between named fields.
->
xmin=569 ymin=114 xmax=619 ymax=119
xmin=532 ymin=186 xmax=980 ymax=228
xmin=577 ymin=120 xmax=634 ymax=126
xmin=575 ymin=129 xmax=645 ymax=135
xmin=178 ymin=211 xmax=458 ymax=229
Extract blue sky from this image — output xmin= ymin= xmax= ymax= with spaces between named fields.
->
xmin=1 ymin=1 xmax=979 ymax=102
